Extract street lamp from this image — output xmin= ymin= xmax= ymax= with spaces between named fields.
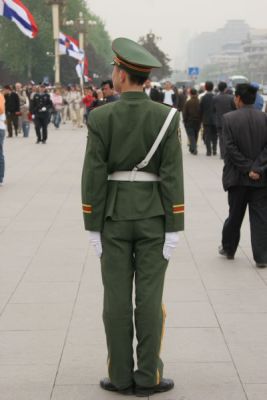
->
xmin=46 ymin=0 xmax=66 ymax=84
xmin=64 ymin=13 xmax=97 ymax=51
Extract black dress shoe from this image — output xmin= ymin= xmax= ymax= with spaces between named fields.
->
xmin=36 ymin=139 xmax=41 ymax=144
xmin=135 ymin=378 xmax=174 ymax=397
xmin=256 ymin=263 xmax=267 ymax=268
xmin=100 ymin=378 xmax=133 ymax=395
xmin=218 ymin=245 xmax=234 ymax=260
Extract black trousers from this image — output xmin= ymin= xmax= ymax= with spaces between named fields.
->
xmin=203 ymin=124 xmax=218 ymax=155
xmin=222 ymin=186 xmax=267 ymax=263
xmin=6 ymin=113 xmax=18 ymax=137
xmin=185 ymin=121 xmax=200 ymax=154
xmin=217 ymin=127 xmax=225 ymax=159
xmin=34 ymin=114 xmax=49 ymax=142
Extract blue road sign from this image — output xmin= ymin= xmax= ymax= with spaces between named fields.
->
xmin=188 ymin=67 xmax=200 ymax=77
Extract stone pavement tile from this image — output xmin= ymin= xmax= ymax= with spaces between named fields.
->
xmin=165 ymin=301 xmax=218 ymax=328
xmin=0 ymin=365 xmax=56 ymax=400
xmin=10 ymin=282 xmax=79 ymax=304
xmin=163 ymin=328 xmax=231 ymax=363
xmin=218 ymin=313 xmax=267 ymax=383
xmin=69 ymin=302 xmax=103 ymax=329
xmin=24 ymin=263 xmax=84 ymax=283
xmin=52 ymin=384 xmax=141 ymax=400
xmin=195 ymin=258 xmax=266 ymax=290
xmin=0 ymin=303 xmax=73 ymax=331
xmin=244 ymin=384 xmax=267 ymax=400
xmin=0 ymin=269 xmax=26 ymax=288
xmin=158 ymin=362 xmax=247 ymax=400
xmin=0 ymin=281 xmax=18 ymax=313
xmin=56 ymin=341 xmax=107 ymax=385
xmin=34 ymin=247 xmax=86 ymax=265
xmin=209 ymin=289 xmax=267 ymax=313
xmin=166 ymin=261 xmax=199 ymax=280
xmin=0 ymin=253 xmax=31 ymax=269
xmin=0 ymin=331 xmax=65 ymax=364
xmin=164 ymin=279 xmax=208 ymax=302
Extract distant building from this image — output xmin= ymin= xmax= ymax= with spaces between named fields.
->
xmin=187 ymin=20 xmax=250 ymax=68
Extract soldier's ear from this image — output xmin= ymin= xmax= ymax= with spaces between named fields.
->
xmin=119 ymin=69 xmax=127 ymax=84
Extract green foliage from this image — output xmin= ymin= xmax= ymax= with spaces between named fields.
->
xmin=138 ymin=33 xmax=172 ymax=80
xmin=0 ymin=0 xmax=111 ymax=83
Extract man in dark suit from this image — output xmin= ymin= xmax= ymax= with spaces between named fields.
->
xmin=219 ymin=83 xmax=267 ymax=268
xmin=3 ymin=85 xmax=20 ymax=137
xmin=143 ymin=79 xmax=162 ymax=102
xmin=200 ymin=81 xmax=218 ymax=156
xmin=213 ymin=81 xmax=236 ymax=159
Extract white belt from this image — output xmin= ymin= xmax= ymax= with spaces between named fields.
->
xmin=108 ymin=171 xmax=161 ymax=182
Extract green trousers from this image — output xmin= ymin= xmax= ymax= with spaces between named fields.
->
xmin=101 ymin=216 xmax=168 ymax=389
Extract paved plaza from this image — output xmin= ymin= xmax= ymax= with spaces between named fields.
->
xmin=0 ymin=123 xmax=267 ymax=400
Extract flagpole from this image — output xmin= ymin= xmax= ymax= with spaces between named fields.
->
xmin=77 ymin=12 xmax=86 ymax=93
xmin=47 ymin=0 xmax=66 ymax=84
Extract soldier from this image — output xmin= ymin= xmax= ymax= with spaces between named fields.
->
xmin=31 ymin=84 xmax=53 ymax=143
xmin=82 ymin=37 xmax=184 ymax=397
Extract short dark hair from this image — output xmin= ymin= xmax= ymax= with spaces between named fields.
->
xmin=235 ymin=83 xmax=257 ymax=105
xmin=116 ymin=64 xmax=149 ymax=85
xmin=127 ymin=72 xmax=148 ymax=86
xmin=101 ymin=79 xmax=113 ymax=89
xmin=190 ymin=88 xmax=197 ymax=96
xmin=205 ymin=81 xmax=214 ymax=91
xmin=218 ymin=81 xmax=227 ymax=92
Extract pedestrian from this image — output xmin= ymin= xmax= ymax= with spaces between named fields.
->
xmin=251 ymin=82 xmax=264 ymax=111
xmin=81 ymin=37 xmax=184 ymax=396
xmin=162 ymin=81 xmax=176 ymax=106
xmin=0 ymin=86 xmax=6 ymax=186
xmin=3 ymin=85 xmax=20 ymax=138
xmin=144 ymin=79 xmax=162 ymax=102
xmin=82 ymin=87 xmax=94 ymax=122
xmin=183 ymin=88 xmax=201 ymax=155
xmin=213 ymin=81 xmax=236 ymax=159
xmin=101 ymin=79 xmax=119 ymax=103
xmin=31 ymin=84 xmax=53 ymax=144
xmin=51 ymin=88 xmax=64 ymax=129
xmin=20 ymin=93 xmax=30 ymax=138
xmin=219 ymin=83 xmax=267 ymax=268
xmin=200 ymin=81 xmax=218 ymax=156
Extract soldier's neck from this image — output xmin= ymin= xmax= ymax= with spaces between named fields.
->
xmin=120 ymin=84 xmax=143 ymax=93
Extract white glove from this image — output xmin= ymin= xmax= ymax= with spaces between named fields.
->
xmin=32 ymin=114 xmax=35 ymax=120
xmin=163 ymin=232 xmax=179 ymax=261
xmin=89 ymin=231 xmax=102 ymax=258
xmin=41 ymin=107 xmax=47 ymax=111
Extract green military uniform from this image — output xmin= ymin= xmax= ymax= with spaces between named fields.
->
xmin=81 ymin=38 xmax=184 ymax=391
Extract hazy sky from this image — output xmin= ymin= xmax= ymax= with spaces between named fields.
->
xmin=86 ymin=0 xmax=267 ymax=68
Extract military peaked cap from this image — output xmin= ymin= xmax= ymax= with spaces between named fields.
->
xmin=111 ymin=37 xmax=162 ymax=77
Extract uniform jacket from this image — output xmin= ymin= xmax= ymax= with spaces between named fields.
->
xmin=200 ymin=92 xmax=216 ymax=126
xmin=82 ymin=91 xmax=184 ymax=232
xmin=222 ymin=105 xmax=267 ymax=191
xmin=31 ymin=93 xmax=53 ymax=116
xmin=213 ymin=92 xmax=236 ymax=129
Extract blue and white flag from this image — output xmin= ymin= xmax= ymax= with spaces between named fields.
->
xmin=0 ymin=0 xmax=38 ymax=38
xmin=59 ymin=32 xmax=84 ymax=61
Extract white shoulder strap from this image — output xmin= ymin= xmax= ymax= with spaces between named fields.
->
xmin=135 ymin=107 xmax=177 ymax=170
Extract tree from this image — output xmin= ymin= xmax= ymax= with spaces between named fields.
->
xmin=138 ymin=32 xmax=172 ymax=80
xmin=0 ymin=0 xmax=112 ymax=83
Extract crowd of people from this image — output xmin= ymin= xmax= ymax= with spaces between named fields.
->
xmin=0 ymin=77 xmax=266 ymax=186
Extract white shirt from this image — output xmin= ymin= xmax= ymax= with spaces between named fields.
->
xmin=163 ymin=89 xmax=174 ymax=106
xmin=145 ymin=88 xmax=151 ymax=97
